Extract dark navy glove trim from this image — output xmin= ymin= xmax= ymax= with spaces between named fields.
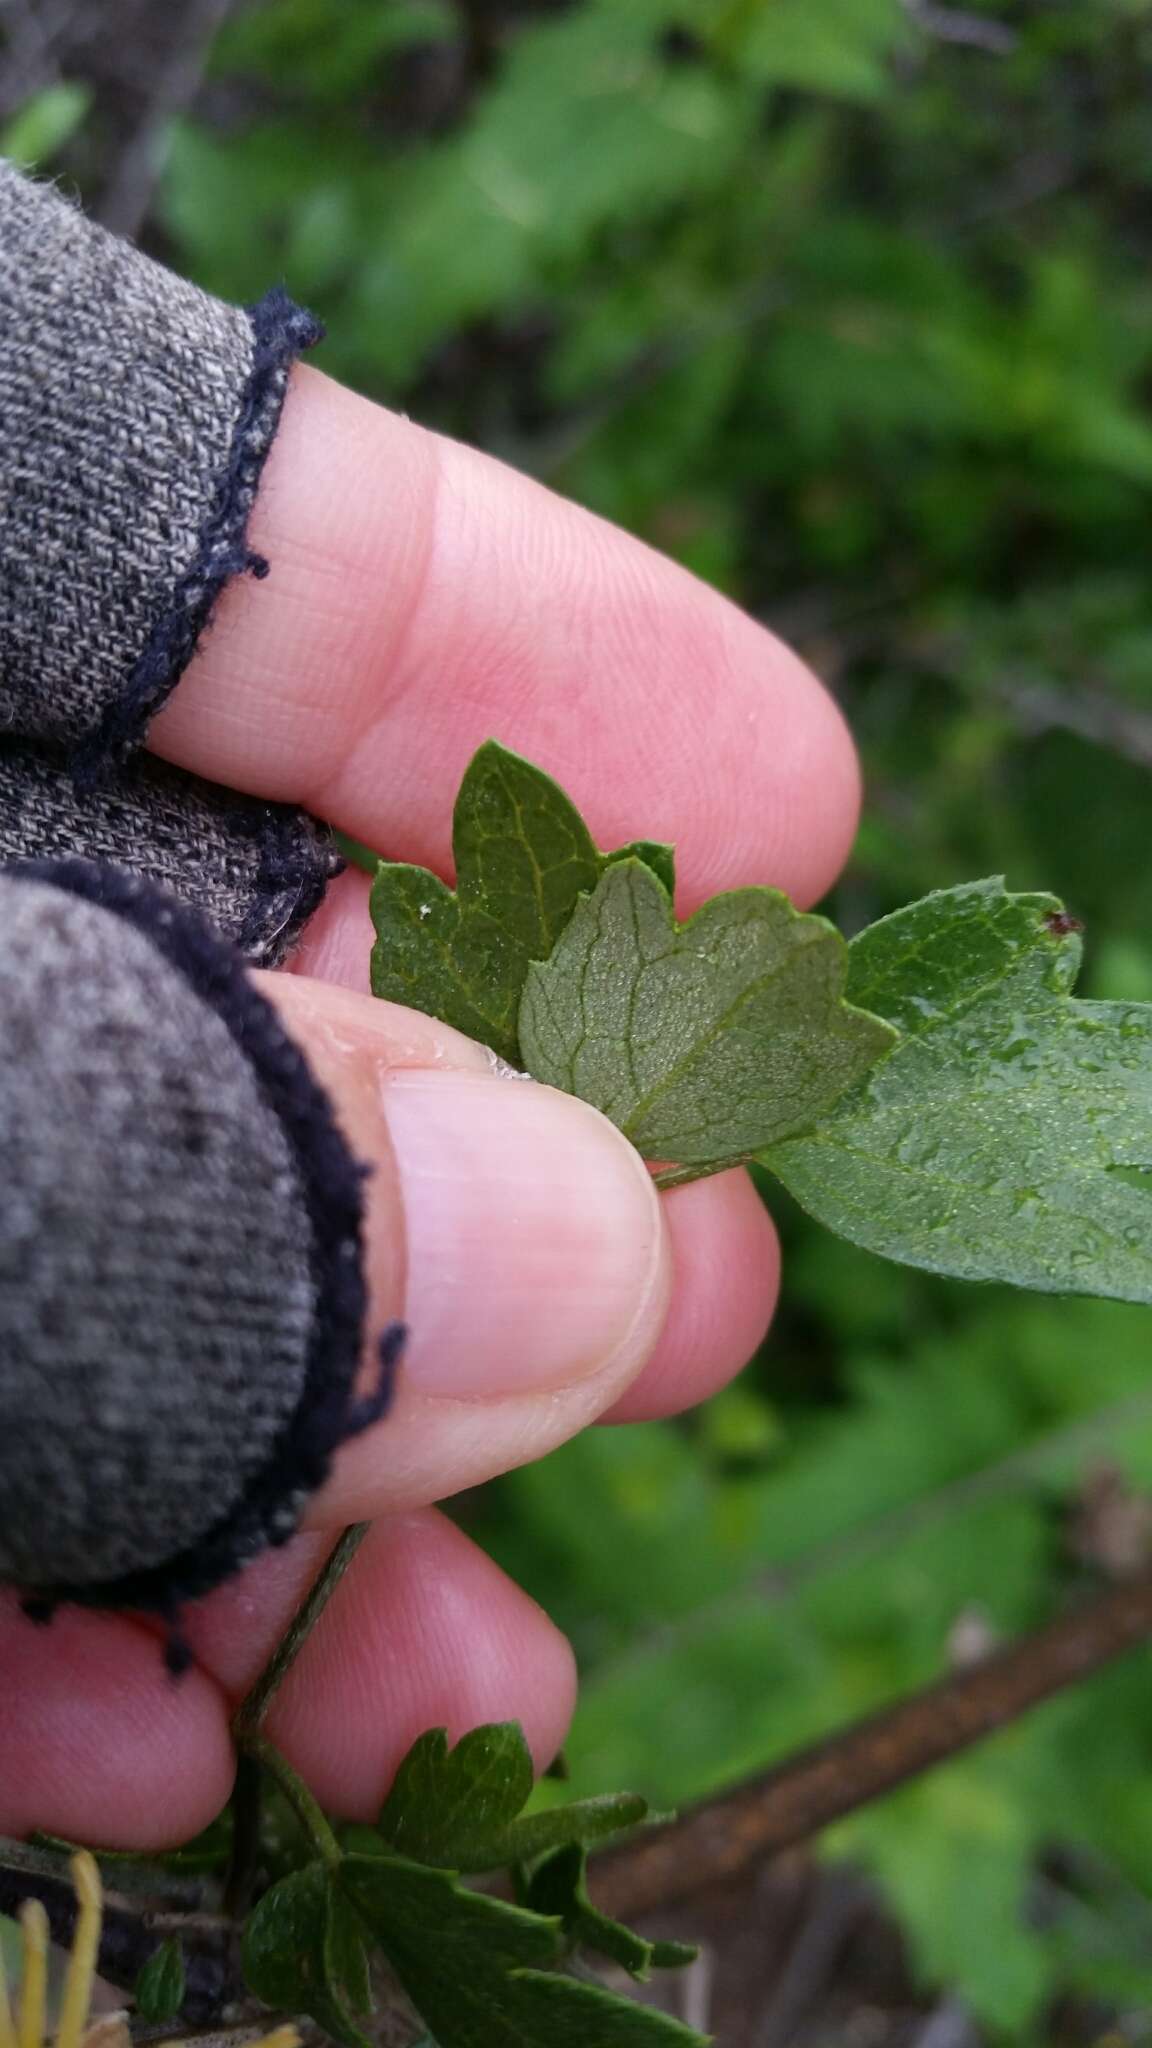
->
xmin=74 ymin=289 xmax=323 ymax=785
xmin=6 ymin=857 xmax=393 ymax=1617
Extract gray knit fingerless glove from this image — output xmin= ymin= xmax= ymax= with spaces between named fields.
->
xmin=0 ymin=738 xmax=339 ymax=967
xmin=0 ymin=162 xmax=320 ymax=777
xmin=0 ymin=863 xmax=396 ymax=1656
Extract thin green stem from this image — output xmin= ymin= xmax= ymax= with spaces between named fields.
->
xmin=232 ymin=1523 xmax=370 ymax=1740
xmin=242 ymin=1734 xmax=343 ymax=1871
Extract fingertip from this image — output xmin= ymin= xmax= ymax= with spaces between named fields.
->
xmin=0 ymin=1595 xmax=234 ymax=1847
xmin=603 ymin=1169 xmax=780 ymax=1423
xmin=159 ymin=366 xmax=861 ymax=916
xmin=669 ymin=601 xmax=862 ymax=913
xmin=264 ymin=1512 xmax=576 ymax=1816
xmin=753 ymin=648 xmax=862 ymax=910
xmin=288 ymin=863 xmax=377 ymax=990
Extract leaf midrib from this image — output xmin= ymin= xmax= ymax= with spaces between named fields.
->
xmin=588 ymin=886 xmax=830 ymax=1141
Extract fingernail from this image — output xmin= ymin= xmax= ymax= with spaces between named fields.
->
xmin=383 ymin=1070 xmax=667 ymax=1397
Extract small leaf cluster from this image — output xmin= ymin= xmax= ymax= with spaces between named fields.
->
xmin=373 ymin=743 xmax=1152 ymax=1303
xmin=242 ymin=1723 xmax=701 ymax=2048
xmin=488 ymin=1275 xmax=1152 ymax=2033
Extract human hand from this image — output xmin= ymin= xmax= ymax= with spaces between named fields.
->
xmin=0 ymin=367 xmax=859 ymax=1848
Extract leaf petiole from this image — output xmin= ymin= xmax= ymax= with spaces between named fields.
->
xmin=242 ymin=1733 xmax=343 ymax=1873
xmin=232 ymin=1523 xmax=369 ymax=1741
xmin=230 ymin=1527 xmax=371 ymax=1878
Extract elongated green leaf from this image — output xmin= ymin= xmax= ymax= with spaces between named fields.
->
xmin=0 ymin=83 xmax=91 ymax=165
xmin=503 ymin=1792 xmax=649 ymax=1865
xmin=483 ymin=1971 xmax=707 ymax=2045
xmin=341 ymin=1854 xmax=704 ymax=2048
xmin=370 ymin=741 xmax=673 ymax=1063
xmin=520 ymin=857 xmax=896 ymax=1167
xmin=134 ymin=1939 xmax=185 ymax=2024
xmin=765 ymin=879 xmax=1152 ymax=1301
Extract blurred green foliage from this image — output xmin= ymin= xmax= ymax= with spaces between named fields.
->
xmin=15 ymin=0 xmax=1152 ymax=2029
xmin=0 ymin=82 xmax=91 ymax=165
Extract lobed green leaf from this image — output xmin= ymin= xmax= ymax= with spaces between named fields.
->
xmin=370 ymin=741 xmax=674 ymax=1064
xmin=373 ymin=1722 xmax=649 ymax=1873
xmin=342 ymin=1852 xmax=705 ymax=2048
xmin=376 ymin=1723 xmax=534 ymax=1870
xmin=765 ymin=879 xmax=1152 ymax=1301
xmin=242 ymin=1861 xmax=373 ymax=2048
xmin=526 ymin=1843 xmax=697 ymax=1981
xmin=520 ymin=857 xmax=895 ymax=1167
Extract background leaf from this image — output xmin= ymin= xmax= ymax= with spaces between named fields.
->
xmin=0 ymin=83 xmax=91 ymax=164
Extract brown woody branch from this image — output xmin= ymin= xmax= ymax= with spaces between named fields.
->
xmin=593 ymin=1568 xmax=1152 ymax=1921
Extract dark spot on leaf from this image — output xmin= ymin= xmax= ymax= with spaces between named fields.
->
xmin=1043 ymin=911 xmax=1085 ymax=937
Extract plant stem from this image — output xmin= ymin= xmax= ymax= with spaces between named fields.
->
xmin=222 ymin=1753 xmax=264 ymax=1920
xmin=227 ymin=1526 xmax=370 ymax=1885
xmin=592 ymin=1564 xmax=1152 ymax=1920
xmin=232 ymin=1523 xmax=369 ymax=1740
xmin=242 ymin=1734 xmax=343 ymax=1872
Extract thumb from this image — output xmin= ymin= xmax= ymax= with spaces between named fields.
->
xmin=259 ymin=971 xmax=671 ymax=1524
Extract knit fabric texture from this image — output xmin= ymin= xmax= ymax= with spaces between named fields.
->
xmin=0 ymin=162 xmax=320 ymax=772
xmin=0 ymin=864 xmax=372 ymax=1607
xmin=0 ymin=737 xmax=340 ymax=967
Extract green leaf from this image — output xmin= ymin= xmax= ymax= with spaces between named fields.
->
xmin=503 ymin=1793 xmax=650 ymax=1865
xmin=732 ymin=0 xmax=910 ymax=100
xmin=370 ymin=741 xmax=674 ymax=1064
xmin=473 ymin=1970 xmax=708 ymax=2046
xmin=526 ymin=1844 xmax=697 ymax=1980
xmin=242 ymin=1862 xmax=373 ymax=2048
xmin=0 ymin=83 xmax=91 ymax=164
xmin=844 ymin=876 xmax=1070 ymax=1036
xmin=520 ymin=857 xmax=896 ymax=1169
xmin=341 ymin=1854 xmax=705 ymax=2048
xmin=134 ymin=1939 xmax=186 ymax=2025
xmin=377 ymin=1724 xmax=533 ymax=1869
xmin=617 ymin=841 xmax=676 ymax=898
xmin=0 ymin=1910 xmax=18 ymax=1962
xmin=374 ymin=1722 xmax=649 ymax=1872
xmin=765 ymin=879 xmax=1152 ymax=1301
xmin=328 ymin=1882 xmax=376 ymax=2029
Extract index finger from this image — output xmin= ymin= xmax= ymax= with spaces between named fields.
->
xmin=152 ymin=366 xmax=859 ymax=912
